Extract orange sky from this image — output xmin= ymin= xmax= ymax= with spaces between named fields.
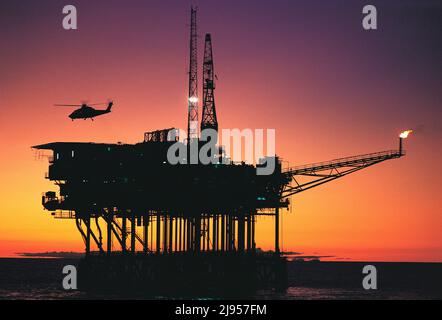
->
xmin=0 ymin=0 xmax=441 ymax=261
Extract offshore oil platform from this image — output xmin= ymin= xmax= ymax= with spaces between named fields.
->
xmin=33 ymin=8 xmax=410 ymax=295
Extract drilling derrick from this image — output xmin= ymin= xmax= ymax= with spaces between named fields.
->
xmin=187 ymin=7 xmax=199 ymax=142
xmin=201 ymin=34 xmax=218 ymax=133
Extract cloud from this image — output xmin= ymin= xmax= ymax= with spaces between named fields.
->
xmin=17 ymin=251 xmax=84 ymax=259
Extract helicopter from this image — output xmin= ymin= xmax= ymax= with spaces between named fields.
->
xmin=55 ymin=101 xmax=114 ymax=121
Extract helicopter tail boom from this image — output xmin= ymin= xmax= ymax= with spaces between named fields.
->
xmin=106 ymin=102 xmax=114 ymax=112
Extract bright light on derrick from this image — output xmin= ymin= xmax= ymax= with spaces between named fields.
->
xmin=188 ymin=96 xmax=198 ymax=103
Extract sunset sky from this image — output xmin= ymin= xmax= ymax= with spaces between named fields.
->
xmin=0 ymin=0 xmax=440 ymax=261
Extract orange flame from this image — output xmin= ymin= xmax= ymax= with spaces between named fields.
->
xmin=399 ymin=130 xmax=413 ymax=138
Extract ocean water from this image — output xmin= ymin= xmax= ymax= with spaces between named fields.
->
xmin=0 ymin=258 xmax=440 ymax=300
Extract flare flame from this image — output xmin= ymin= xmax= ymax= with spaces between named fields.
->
xmin=399 ymin=130 xmax=413 ymax=139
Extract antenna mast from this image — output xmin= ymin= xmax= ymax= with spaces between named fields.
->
xmin=187 ymin=7 xmax=199 ymax=142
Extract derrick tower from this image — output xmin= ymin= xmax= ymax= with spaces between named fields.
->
xmin=201 ymin=33 xmax=218 ymax=133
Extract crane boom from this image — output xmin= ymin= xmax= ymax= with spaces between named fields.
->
xmin=282 ymin=149 xmax=403 ymax=198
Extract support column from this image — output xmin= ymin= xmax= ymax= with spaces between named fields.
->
xmin=107 ymin=212 xmax=112 ymax=254
xmin=186 ymin=218 xmax=191 ymax=252
xmin=226 ymin=215 xmax=232 ymax=251
xmin=156 ymin=213 xmax=161 ymax=253
xmin=96 ymin=218 xmax=103 ymax=253
xmin=174 ymin=217 xmax=178 ymax=252
xmin=182 ymin=217 xmax=185 ymax=251
xmin=181 ymin=218 xmax=184 ymax=251
xmin=221 ymin=215 xmax=225 ymax=251
xmin=122 ymin=214 xmax=127 ymax=253
xmin=212 ymin=214 xmax=217 ymax=251
xmin=247 ymin=214 xmax=251 ymax=251
xmin=275 ymin=207 xmax=280 ymax=254
xmin=143 ymin=212 xmax=149 ymax=254
xmin=178 ymin=217 xmax=182 ymax=252
xmin=251 ymin=214 xmax=256 ymax=252
xmin=201 ymin=216 xmax=205 ymax=251
xmin=169 ymin=216 xmax=173 ymax=253
xmin=238 ymin=214 xmax=245 ymax=252
xmin=186 ymin=217 xmax=189 ymax=251
xmin=131 ymin=211 xmax=136 ymax=254
xmin=206 ymin=216 xmax=210 ymax=251
xmin=231 ymin=216 xmax=236 ymax=251
xmin=195 ymin=216 xmax=201 ymax=252
xmin=163 ymin=216 xmax=168 ymax=253
xmin=85 ymin=217 xmax=91 ymax=255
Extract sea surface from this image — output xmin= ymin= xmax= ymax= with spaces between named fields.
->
xmin=0 ymin=258 xmax=441 ymax=300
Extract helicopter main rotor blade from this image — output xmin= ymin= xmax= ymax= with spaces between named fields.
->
xmin=54 ymin=104 xmax=82 ymax=107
